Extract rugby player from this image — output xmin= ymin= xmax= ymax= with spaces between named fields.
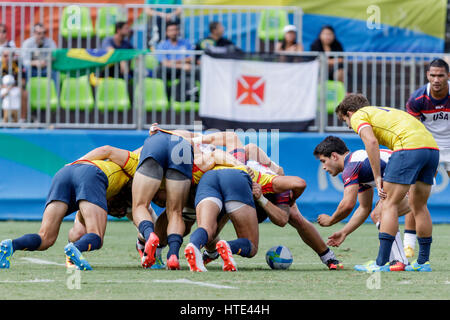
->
xmin=194 ymin=131 xmax=343 ymax=270
xmin=185 ymin=160 xmax=306 ymax=272
xmin=403 ymin=58 xmax=450 ymax=258
xmin=313 ymin=136 xmax=409 ymax=270
xmin=0 ymin=145 xmax=139 ymax=270
xmin=336 ymin=94 xmax=439 ymax=272
xmin=132 ymin=128 xmax=195 ymax=270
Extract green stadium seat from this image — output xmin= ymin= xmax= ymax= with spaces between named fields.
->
xmin=26 ymin=77 xmax=58 ymax=110
xmin=171 ymin=80 xmax=200 ymax=112
xmin=131 ymin=54 xmax=159 ymax=71
xmin=172 ymin=100 xmax=199 ymax=112
xmin=96 ymin=6 xmax=126 ymax=39
xmin=321 ymin=80 xmax=346 ymax=114
xmin=134 ymin=78 xmax=169 ymax=111
xmin=60 ymin=5 xmax=95 ymax=39
xmin=60 ymin=76 xmax=94 ymax=110
xmin=257 ymin=9 xmax=289 ymax=41
xmin=96 ymin=78 xmax=130 ymax=111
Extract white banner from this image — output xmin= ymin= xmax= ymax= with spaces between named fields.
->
xmin=200 ymin=54 xmax=319 ymax=123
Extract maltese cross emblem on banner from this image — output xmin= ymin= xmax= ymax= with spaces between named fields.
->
xmin=236 ymin=75 xmax=265 ymax=106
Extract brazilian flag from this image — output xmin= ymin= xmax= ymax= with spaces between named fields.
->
xmin=52 ymin=48 xmax=147 ymax=76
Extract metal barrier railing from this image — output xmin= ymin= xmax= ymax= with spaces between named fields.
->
xmin=0 ymin=3 xmax=302 ymax=53
xmin=0 ymin=48 xmax=444 ymax=131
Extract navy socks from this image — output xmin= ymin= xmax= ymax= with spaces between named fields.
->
xmin=376 ymin=232 xmax=395 ymax=266
xmin=228 ymin=238 xmax=252 ymax=257
xmin=12 ymin=234 xmax=42 ymax=251
xmin=73 ymin=233 xmax=102 ymax=252
xmin=417 ymin=236 xmax=432 ymax=264
xmin=190 ymin=227 xmax=208 ymax=250
xmin=138 ymin=220 xmax=155 ymax=242
xmin=167 ymin=234 xmax=183 ymax=259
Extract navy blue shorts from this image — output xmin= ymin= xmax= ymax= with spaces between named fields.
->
xmin=46 ymin=164 xmax=109 ymax=216
xmin=383 ymin=148 xmax=439 ymax=185
xmin=138 ymin=131 xmax=193 ymax=180
xmin=195 ymin=169 xmax=255 ymax=209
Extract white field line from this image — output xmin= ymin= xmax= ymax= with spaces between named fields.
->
xmin=0 ymin=279 xmax=55 ymax=283
xmin=153 ymin=278 xmax=237 ymax=289
xmin=21 ymin=257 xmax=66 ymax=266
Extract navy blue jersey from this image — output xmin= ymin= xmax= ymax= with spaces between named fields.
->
xmin=342 ymin=149 xmax=392 ymax=193
xmin=406 ymin=83 xmax=450 ymax=149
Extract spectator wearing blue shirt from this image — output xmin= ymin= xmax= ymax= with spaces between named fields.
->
xmin=156 ymin=22 xmax=195 ymax=76
xmin=101 ymin=21 xmax=133 ymax=78
xmin=156 ymin=21 xmax=199 ymax=101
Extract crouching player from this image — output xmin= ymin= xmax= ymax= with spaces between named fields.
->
xmin=0 ymin=145 xmax=139 ymax=270
xmin=313 ymin=136 xmax=409 ymax=271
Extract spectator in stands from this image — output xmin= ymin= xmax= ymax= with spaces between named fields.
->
xmin=156 ymin=21 xmax=193 ymax=73
xmin=1 ymin=49 xmax=27 ymax=122
xmin=22 ymin=23 xmax=57 ymax=82
xmin=196 ymin=21 xmax=235 ymax=52
xmin=276 ymin=24 xmax=303 ymax=62
xmin=156 ymin=21 xmax=198 ymax=101
xmin=195 ymin=21 xmax=239 ymax=64
xmin=145 ymin=0 xmax=182 ymax=47
xmin=0 ymin=24 xmax=16 ymax=57
xmin=101 ymin=21 xmax=134 ymax=78
xmin=310 ymin=25 xmax=344 ymax=82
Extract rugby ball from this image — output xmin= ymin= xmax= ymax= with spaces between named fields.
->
xmin=265 ymin=245 xmax=293 ymax=270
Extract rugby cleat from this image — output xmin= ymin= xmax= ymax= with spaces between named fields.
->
xmin=326 ymin=259 xmax=344 ymax=270
xmin=405 ymin=260 xmax=432 ymax=272
xmin=354 ymin=260 xmax=390 ymax=272
xmin=202 ymin=249 xmax=219 ymax=266
xmin=141 ymin=232 xmax=159 ymax=269
xmin=216 ymin=240 xmax=238 ymax=272
xmin=166 ymin=254 xmax=181 ymax=270
xmin=404 ymin=245 xmax=415 ymax=258
xmin=65 ymin=256 xmax=76 ymax=269
xmin=389 ymin=260 xmax=406 ymax=272
xmin=64 ymin=243 xmax=92 ymax=271
xmin=0 ymin=239 xmax=14 ymax=269
xmin=150 ymin=254 xmax=166 ymax=269
xmin=184 ymin=243 xmax=207 ymax=272
xmin=136 ymin=238 xmax=145 ymax=260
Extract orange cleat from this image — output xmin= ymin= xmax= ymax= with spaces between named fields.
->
xmin=216 ymin=240 xmax=237 ymax=272
xmin=326 ymin=259 xmax=344 ymax=270
xmin=166 ymin=254 xmax=181 ymax=270
xmin=184 ymin=243 xmax=207 ymax=272
xmin=389 ymin=260 xmax=406 ymax=272
xmin=141 ymin=232 xmax=159 ymax=268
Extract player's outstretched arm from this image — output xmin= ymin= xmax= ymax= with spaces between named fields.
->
xmin=77 ymin=145 xmax=131 ymax=168
xmin=193 ymin=131 xmax=244 ymax=152
xmin=317 ymin=184 xmax=358 ymax=227
xmin=327 ymin=189 xmax=373 ymax=247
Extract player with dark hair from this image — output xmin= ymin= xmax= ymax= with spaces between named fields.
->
xmin=0 ymin=146 xmax=139 ymax=270
xmin=335 ymin=94 xmax=439 ymax=272
xmin=403 ymin=58 xmax=450 ymax=258
xmin=313 ymin=136 xmax=409 ymax=270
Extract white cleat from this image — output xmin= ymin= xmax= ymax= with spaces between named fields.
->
xmin=184 ymin=243 xmax=207 ymax=272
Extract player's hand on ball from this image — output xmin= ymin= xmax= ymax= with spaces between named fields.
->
xmin=327 ymin=231 xmax=346 ymax=247
xmin=317 ymin=214 xmax=333 ymax=227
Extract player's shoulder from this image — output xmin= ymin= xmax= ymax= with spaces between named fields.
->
xmin=348 ymin=149 xmax=368 ymax=163
xmin=407 ymin=84 xmax=432 ymax=107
